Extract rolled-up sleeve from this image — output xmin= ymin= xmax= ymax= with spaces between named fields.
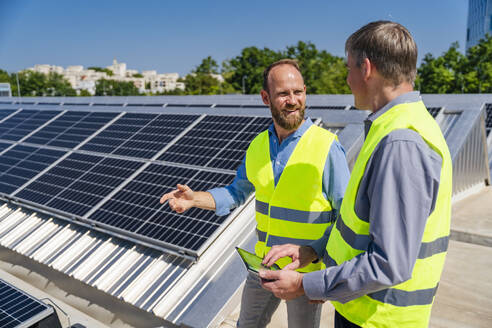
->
xmin=208 ymin=157 xmax=255 ymax=216
xmin=303 ymin=131 xmax=442 ymax=302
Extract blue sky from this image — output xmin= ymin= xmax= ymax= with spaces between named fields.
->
xmin=0 ymin=0 xmax=468 ymax=76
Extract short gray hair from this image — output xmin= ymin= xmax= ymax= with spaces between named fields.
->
xmin=345 ymin=21 xmax=417 ymax=85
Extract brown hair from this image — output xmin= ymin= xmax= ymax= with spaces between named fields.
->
xmin=345 ymin=21 xmax=417 ymax=85
xmin=262 ymin=59 xmax=302 ymax=92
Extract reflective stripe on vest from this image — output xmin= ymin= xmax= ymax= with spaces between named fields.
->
xmin=246 ymin=124 xmax=337 ymax=272
xmin=326 ymin=101 xmax=452 ymax=328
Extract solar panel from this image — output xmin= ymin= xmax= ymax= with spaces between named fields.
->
xmin=0 ymin=279 xmax=54 ymax=328
xmin=158 ymin=115 xmax=272 ymax=170
xmin=63 ymin=102 xmax=90 ymax=106
xmin=309 ymin=105 xmax=347 ymax=110
xmin=0 ymin=145 xmax=66 ymax=195
xmin=0 ymin=109 xmax=15 ymax=121
xmin=24 ymin=111 xmax=117 ymax=149
xmin=16 ymin=153 xmax=143 ymax=217
xmin=88 ymin=164 xmax=235 ymax=252
xmin=0 ymin=110 xmax=61 ymax=142
xmin=80 ymin=113 xmax=199 ymax=159
xmin=427 ymin=107 xmax=442 ymax=118
xmin=0 ymin=142 xmax=12 ymax=153
xmin=485 ymin=104 xmax=492 ymax=136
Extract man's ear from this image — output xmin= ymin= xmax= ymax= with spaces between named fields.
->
xmin=362 ymin=58 xmax=373 ymax=81
xmin=261 ymin=89 xmax=270 ymax=106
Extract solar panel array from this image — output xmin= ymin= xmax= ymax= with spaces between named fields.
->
xmin=0 ymin=108 xmax=272 ymax=256
xmin=0 ymin=109 xmax=15 ymax=121
xmin=0 ymin=279 xmax=53 ymax=328
xmin=0 ymin=110 xmax=60 ymax=141
xmin=80 ymin=113 xmax=199 ymax=158
xmin=485 ymin=103 xmax=492 ymax=136
xmin=309 ymin=105 xmax=347 ymax=110
xmin=158 ymin=116 xmax=271 ymax=170
xmin=0 ymin=145 xmax=66 ymax=195
xmin=24 ymin=111 xmax=117 ymax=148
xmin=427 ymin=107 xmax=442 ymax=118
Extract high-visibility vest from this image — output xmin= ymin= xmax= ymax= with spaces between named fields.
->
xmin=245 ymin=125 xmax=337 ymax=272
xmin=325 ymin=101 xmax=452 ymax=327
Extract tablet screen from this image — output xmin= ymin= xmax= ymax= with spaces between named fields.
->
xmin=236 ymin=247 xmax=280 ymax=273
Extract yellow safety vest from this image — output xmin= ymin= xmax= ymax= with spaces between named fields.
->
xmin=325 ymin=101 xmax=452 ymax=327
xmin=246 ymin=124 xmax=337 ymax=272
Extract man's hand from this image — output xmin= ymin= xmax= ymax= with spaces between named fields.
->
xmin=160 ymin=184 xmax=195 ymax=213
xmin=260 ymin=269 xmax=305 ymax=300
xmin=262 ymin=244 xmax=318 ymax=270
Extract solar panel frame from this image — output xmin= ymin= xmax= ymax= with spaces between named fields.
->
xmin=15 ymin=153 xmax=144 ymax=217
xmin=157 ymin=115 xmax=272 ymax=171
xmin=0 ymin=279 xmax=54 ymax=328
xmin=427 ymin=106 xmax=442 ymax=118
xmin=87 ymin=163 xmax=236 ymax=256
xmin=0 ymin=110 xmax=62 ymax=142
xmin=485 ymin=103 xmax=492 ymax=136
xmin=23 ymin=111 xmax=118 ymax=149
xmin=80 ymin=113 xmax=200 ymax=159
xmin=0 ymin=145 xmax=67 ymax=195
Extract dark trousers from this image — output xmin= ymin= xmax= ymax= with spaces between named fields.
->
xmin=334 ymin=311 xmax=361 ymax=328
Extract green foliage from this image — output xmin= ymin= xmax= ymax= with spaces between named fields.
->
xmin=95 ymin=79 xmax=139 ymax=96
xmin=224 ymin=46 xmax=283 ymax=94
xmin=132 ymin=73 xmax=143 ymax=78
xmin=78 ymin=89 xmax=92 ymax=97
xmin=88 ymin=66 xmax=114 ymax=76
xmin=5 ymin=70 xmax=76 ymax=97
xmin=194 ymin=56 xmax=219 ymax=74
xmin=285 ymin=41 xmax=350 ymax=94
xmin=0 ymin=69 xmax=10 ymax=83
xmin=417 ymin=36 xmax=492 ymax=93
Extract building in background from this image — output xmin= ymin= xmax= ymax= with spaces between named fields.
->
xmin=26 ymin=59 xmax=186 ymax=95
xmin=0 ymin=83 xmax=11 ymax=97
xmin=467 ymin=0 xmax=492 ymax=49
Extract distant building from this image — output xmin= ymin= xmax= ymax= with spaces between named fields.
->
xmin=467 ymin=0 xmax=492 ymax=49
xmin=24 ymin=59 xmax=189 ymax=94
xmin=0 ymin=83 xmax=11 ymax=97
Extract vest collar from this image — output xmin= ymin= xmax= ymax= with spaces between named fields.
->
xmin=268 ymin=117 xmax=313 ymax=143
xmin=364 ymin=91 xmax=421 ymax=137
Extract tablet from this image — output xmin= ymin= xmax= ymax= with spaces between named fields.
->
xmin=236 ymin=247 xmax=280 ymax=277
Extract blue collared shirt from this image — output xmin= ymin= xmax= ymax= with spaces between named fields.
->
xmin=208 ymin=118 xmax=350 ymax=216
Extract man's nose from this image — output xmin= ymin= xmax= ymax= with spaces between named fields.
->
xmin=286 ymin=93 xmax=296 ymax=105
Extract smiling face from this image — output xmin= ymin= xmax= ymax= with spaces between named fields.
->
xmin=261 ymin=64 xmax=306 ymax=131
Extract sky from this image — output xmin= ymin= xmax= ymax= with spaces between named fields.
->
xmin=0 ymin=0 xmax=469 ymax=76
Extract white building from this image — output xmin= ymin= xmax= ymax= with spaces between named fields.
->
xmin=24 ymin=59 xmax=186 ymax=94
xmin=107 ymin=59 xmax=127 ymax=77
xmin=29 ymin=64 xmax=64 ymax=75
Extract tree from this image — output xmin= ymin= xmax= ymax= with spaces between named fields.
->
xmin=88 ymin=66 xmax=113 ymax=76
xmin=183 ymin=73 xmax=221 ymax=95
xmin=285 ymin=41 xmax=350 ymax=94
xmin=95 ymin=79 xmax=139 ymax=96
xmin=464 ymin=34 xmax=492 ymax=93
xmin=78 ymin=89 xmax=92 ymax=97
xmin=224 ymin=46 xmax=283 ymax=94
xmin=132 ymin=73 xmax=143 ymax=78
xmin=194 ymin=56 xmax=219 ymax=74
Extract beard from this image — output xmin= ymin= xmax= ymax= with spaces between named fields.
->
xmin=270 ymin=103 xmax=306 ymax=131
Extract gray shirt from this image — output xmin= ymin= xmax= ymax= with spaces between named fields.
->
xmin=303 ymin=91 xmax=443 ymax=303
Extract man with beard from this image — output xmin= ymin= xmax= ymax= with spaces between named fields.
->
xmin=160 ymin=59 xmax=350 ymax=328
xmin=260 ymin=22 xmax=452 ymax=328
